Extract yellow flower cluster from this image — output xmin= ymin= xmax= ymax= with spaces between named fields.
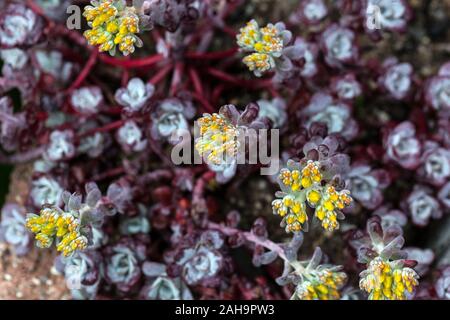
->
xmin=294 ymin=268 xmax=347 ymax=300
xmin=195 ymin=113 xmax=239 ymax=166
xmin=26 ymin=207 xmax=88 ymax=257
xmin=236 ymin=20 xmax=284 ymax=76
xmin=83 ymin=0 xmax=142 ymax=56
xmin=359 ymin=257 xmax=419 ymax=300
xmin=314 ymin=186 xmax=352 ymax=231
xmin=272 ymin=160 xmax=352 ymax=233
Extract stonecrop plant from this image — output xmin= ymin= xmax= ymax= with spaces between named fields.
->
xmin=0 ymin=0 xmax=449 ymax=301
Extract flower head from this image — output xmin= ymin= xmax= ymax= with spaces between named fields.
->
xmin=195 ymin=111 xmax=239 ymax=167
xmin=26 ymin=207 xmax=88 ymax=257
xmin=83 ymin=0 xmax=143 ymax=56
xmin=294 ymin=266 xmax=347 ymax=300
xmin=26 ymin=183 xmax=105 ymax=257
xmin=351 ymin=217 xmax=420 ymax=300
xmin=272 ymin=159 xmax=352 ymax=232
xmin=237 ymin=20 xmax=291 ymax=76
xmin=280 ymin=247 xmax=347 ymax=300
xmin=359 ymin=256 xmax=419 ymax=300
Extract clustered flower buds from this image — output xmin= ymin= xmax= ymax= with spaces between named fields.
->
xmin=26 ymin=207 xmax=88 ymax=257
xmin=273 ymin=159 xmax=352 ymax=232
xmin=83 ymin=0 xmax=143 ymax=55
xmin=352 ymin=217 xmax=420 ymax=300
xmin=359 ymin=257 xmax=419 ymax=300
xmin=294 ymin=266 xmax=347 ymax=300
xmin=195 ymin=111 xmax=239 ymax=167
xmin=278 ymin=247 xmax=347 ymax=300
xmin=237 ymin=20 xmax=291 ymax=76
xmin=195 ymin=104 xmax=266 ymax=183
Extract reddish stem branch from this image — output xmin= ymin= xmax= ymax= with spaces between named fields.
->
xmin=208 ymin=222 xmax=289 ymax=262
xmin=66 ymin=49 xmax=99 ymax=93
xmin=170 ymin=62 xmax=184 ymax=96
xmin=192 ymin=92 xmax=214 ymax=113
xmin=91 ymin=167 xmax=126 ymax=182
xmin=206 ymin=68 xmax=275 ymax=90
xmin=188 ymin=68 xmax=204 ymax=96
xmin=53 ymin=24 xmax=89 ymax=48
xmin=99 ymin=54 xmax=164 ymax=68
xmin=78 ymin=119 xmax=127 ymax=139
xmin=121 ymin=68 xmax=130 ymax=87
xmin=186 ymin=47 xmax=238 ymax=60
xmin=149 ymin=63 xmax=173 ymax=85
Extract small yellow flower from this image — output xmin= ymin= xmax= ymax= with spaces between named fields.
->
xmin=195 ymin=113 xmax=239 ymax=166
xmin=294 ymin=268 xmax=347 ymax=300
xmin=315 ymin=185 xmax=352 ymax=232
xmin=359 ymin=257 xmax=419 ymax=300
xmin=83 ymin=0 xmax=142 ymax=56
xmin=300 ymin=161 xmax=322 ymax=188
xmin=236 ymin=19 xmax=285 ymax=76
xmin=272 ymin=160 xmax=352 ymax=233
xmin=26 ymin=207 xmax=88 ymax=257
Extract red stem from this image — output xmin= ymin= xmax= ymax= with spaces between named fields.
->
xmin=149 ymin=63 xmax=173 ymax=85
xmin=53 ymin=24 xmax=89 ymax=48
xmin=191 ymin=92 xmax=214 ymax=113
xmin=77 ymin=119 xmax=127 ymax=139
xmin=99 ymin=54 xmax=164 ymax=68
xmin=170 ymin=62 xmax=184 ymax=96
xmin=92 ymin=167 xmax=126 ymax=182
xmin=121 ymin=68 xmax=130 ymax=87
xmin=66 ymin=49 xmax=99 ymax=93
xmin=221 ymin=25 xmax=238 ymax=38
xmin=185 ymin=47 xmax=238 ymax=60
xmin=188 ymin=68 xmax=203 ymax=96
